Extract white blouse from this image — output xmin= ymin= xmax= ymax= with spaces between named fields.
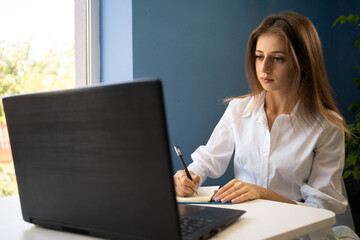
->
xmin=188 ymin=94 xmax=347 ymax=214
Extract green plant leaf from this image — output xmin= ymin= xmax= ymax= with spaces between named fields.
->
xmin=349 ymin=99 xmax=360 ymax=113
xmin=342 ymin=15 xmax=350 ymax=24
xmin=333 ymin=14 xmax=360 ymax=26
xmin=355 ymin=112 xmax=360 ymax=122
xmin=344 ymin=150 xmax=358 ymax=170
xmin=347 ymin=133 xmax=359 ymax=148
xmin=349 ymin=14 xmax=360 ymax=24
xmin=354 ymin=37 xmax=360 ymax=50
xmin=335 ymin=13 xmax=360 ymax=194
xmin=344 ymin=158 xmax=353 ymax=171
xmin=332 ymin=15 xmax=346 ymax=27
xmin=355 ymin=77 xmax=360 ymax=89
xmin=353 ymin=166 xmax=360 ymax=181
xmin=343 ymin=170 xmax=352 ymax=179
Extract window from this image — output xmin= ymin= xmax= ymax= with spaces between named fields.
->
xmin=0 ymin=0 xmax=98 ymax=197
xmin=75 ymin=0 xmax=100 ymax=86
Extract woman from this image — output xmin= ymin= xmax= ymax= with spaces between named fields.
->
xmin=174 ymin=11 xmax=358 ymax=239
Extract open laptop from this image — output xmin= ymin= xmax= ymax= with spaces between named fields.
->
xmin=3 ymin=79 xmax=245 ymax=240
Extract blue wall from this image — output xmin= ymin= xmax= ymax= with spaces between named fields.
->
xmin=100 ymin=0 xmax=132 ymax=82
xmin=101 ymin=0 xmax=360 ymax=186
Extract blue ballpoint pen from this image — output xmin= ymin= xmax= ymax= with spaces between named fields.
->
xmin=174 ymin=145 xmax=198 ymax=195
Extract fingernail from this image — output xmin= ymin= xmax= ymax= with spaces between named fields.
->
xmin=213 ymin=197 xmax=220 ymax=202
xmin=231 ymin=199 xmax=237 ymax=204
xmin=192 ymin=187 xmax=197 ymax=192
xmin=196 ymin=183 xmax=200 ymax=188
xmin=221 ymin=198 xmax=227 ymax=203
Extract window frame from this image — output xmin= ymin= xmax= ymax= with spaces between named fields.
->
xmin=75 ymin=0 xmax=100 ymax=87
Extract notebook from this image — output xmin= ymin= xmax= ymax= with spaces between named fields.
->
xmin=177 ymin=186 xmax=220 ymax=203
xmin=3 ymin=79 xmax=245 ymax=240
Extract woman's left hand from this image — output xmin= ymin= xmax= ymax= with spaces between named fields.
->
xmin=212 ymin=179 xmax=266 ymax=203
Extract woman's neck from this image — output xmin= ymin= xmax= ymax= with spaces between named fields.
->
xmin=264 ymin=91 xmax=290 ymax=115
xmin=264 ymin=91 xmax=290 ymax=131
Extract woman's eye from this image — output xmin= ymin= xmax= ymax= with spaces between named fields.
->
xmin=255 ymin=55 xmax=264 ymax=60
xmin=273 ymin=57 xmax=285 ymax=62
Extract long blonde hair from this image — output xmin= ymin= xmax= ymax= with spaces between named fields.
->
xmin=230 ymin=11 xmax=349 ymax=135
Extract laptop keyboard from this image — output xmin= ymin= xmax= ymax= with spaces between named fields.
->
xmin=180 ymin=216 xmax=215 ymax=236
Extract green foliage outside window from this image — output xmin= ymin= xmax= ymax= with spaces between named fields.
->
xmin=0 ymin=40 xmax=75 ymax=197
xmin=0 ymin=40 xmax=75 ymax=122
xmin=0 ymin=162 xmax=17 ymax=197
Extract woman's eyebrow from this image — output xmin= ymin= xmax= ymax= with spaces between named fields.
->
xmin=255 ymin=50 xmax=286 ymax=54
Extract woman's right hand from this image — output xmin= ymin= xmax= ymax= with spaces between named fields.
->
xmin=173 ymin=170 xmax=200 ymax=197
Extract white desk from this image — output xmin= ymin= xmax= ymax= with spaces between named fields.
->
xmin=0 ymin=195 xmax=335 ymax=240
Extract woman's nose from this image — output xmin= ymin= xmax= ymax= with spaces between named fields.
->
xmin=261 ymin=57 xmax=272 ymax=73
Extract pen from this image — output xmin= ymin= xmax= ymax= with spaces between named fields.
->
xmin=174 ymin=145 xmax=198 ymax=195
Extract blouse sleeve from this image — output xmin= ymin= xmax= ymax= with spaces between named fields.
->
xmin=188 ymin=101 xmax=236 ymax=184
xmin=299 ymin=123 xmax=348 ymax=214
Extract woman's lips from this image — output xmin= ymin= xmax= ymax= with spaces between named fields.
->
xmin=261 ymin=77 xmax=274 ymax=83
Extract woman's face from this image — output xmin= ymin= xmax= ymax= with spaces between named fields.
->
xmin=255 ymin=33 xmax=294 ymax=93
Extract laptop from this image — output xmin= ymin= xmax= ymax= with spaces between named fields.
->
xmin=3 ymin=79 xmax=245 ymax=240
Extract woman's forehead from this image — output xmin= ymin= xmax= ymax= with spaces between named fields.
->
xmin=256 ymin=33 xmax=287 ymax=53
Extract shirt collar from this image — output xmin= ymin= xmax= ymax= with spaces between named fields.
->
xmin=242 ymin=92 xmax=265 ymax=120
xmin=242 ymin=91 xmax=300 ymax=121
